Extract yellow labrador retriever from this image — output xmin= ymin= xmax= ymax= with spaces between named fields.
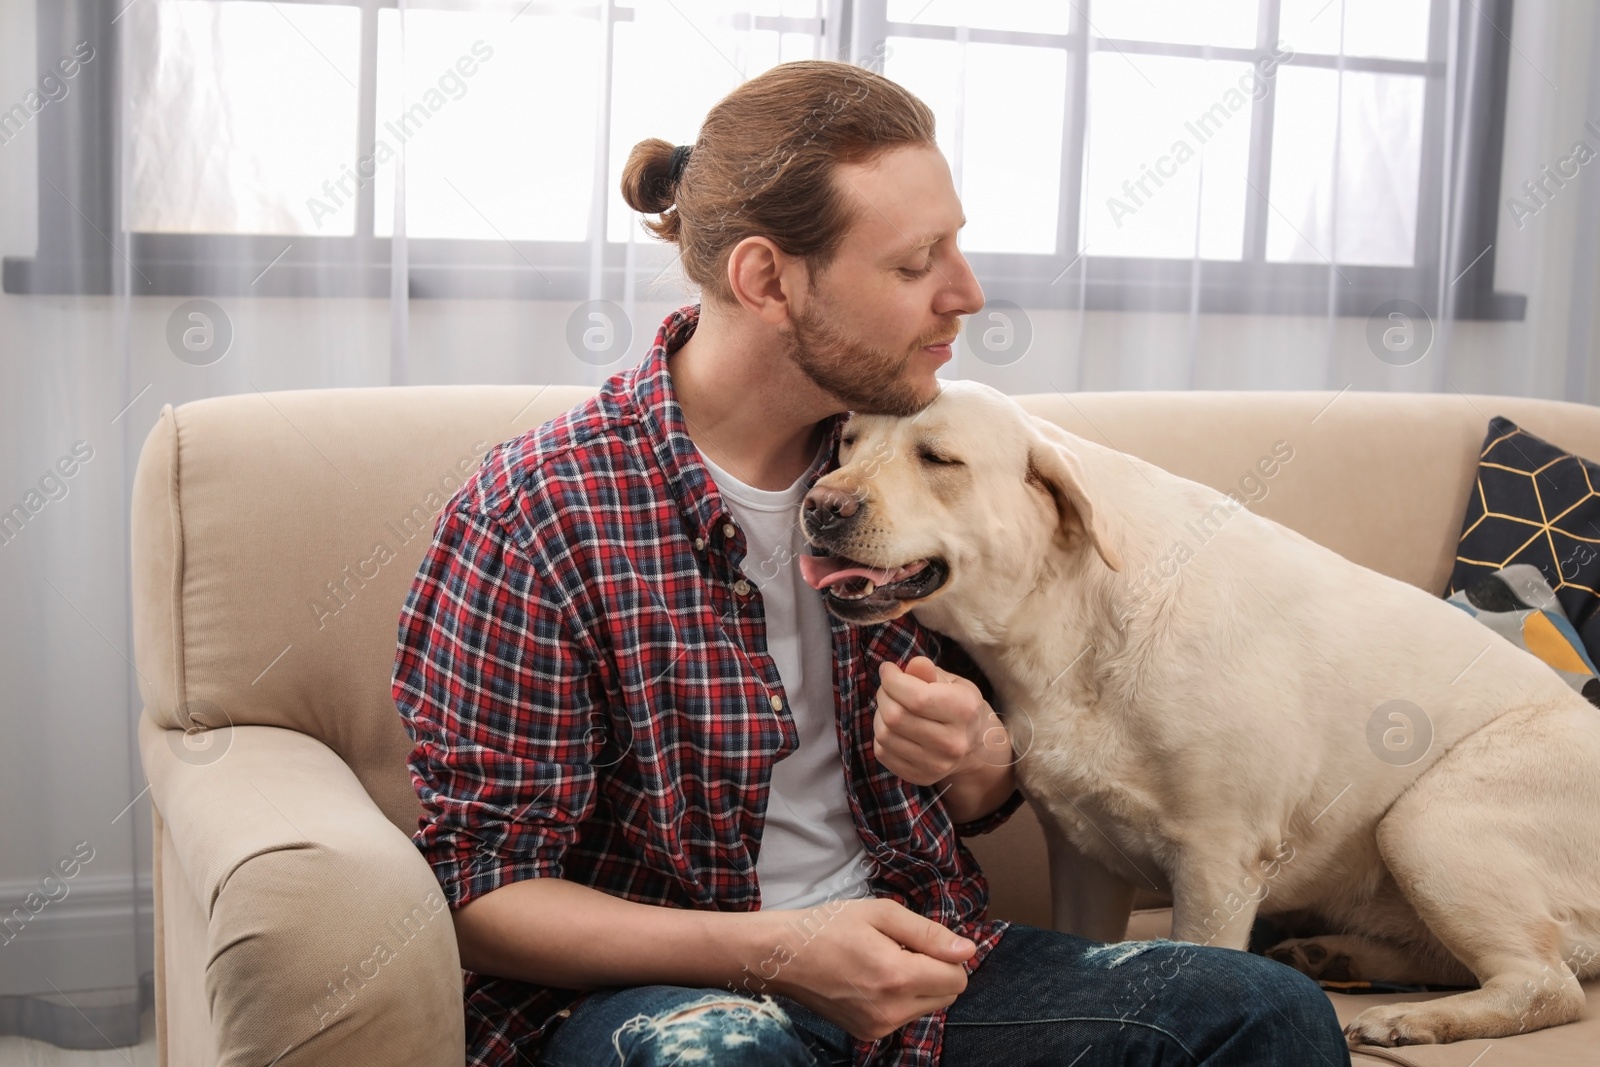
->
xmin=797 ymin=379 xmax=1600 ymax=1049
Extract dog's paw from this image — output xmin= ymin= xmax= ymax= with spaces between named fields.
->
xmin=1265 ymin=937 xmax=1357 ymax=982
xmin=1343 ymin=1004 xmax=1441 ymax=1047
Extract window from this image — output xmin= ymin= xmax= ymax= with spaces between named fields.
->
xmin=860 ymin=0 xmax=1520 ymax=316
xmin=4 ymin=0 xmax=1522 ymax=318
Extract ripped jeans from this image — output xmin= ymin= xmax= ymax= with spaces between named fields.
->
xmin=535 ymin=923 xmax=1351 ymax=1066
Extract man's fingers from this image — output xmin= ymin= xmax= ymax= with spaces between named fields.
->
xmin=896 ymin=955 xmax=972 ymax=1001
xmin=873 ymin=903 xmax=975 ymax=965
xmin=876 ymin=663 xmax=935 ymax=716
xmin=877 ymin=687 xmax=987 ymax=759
xmin=875 ymin=702 xmax=954 ymax=753
xmin=909 ymin=988 xmax=966 ymax=1016
xmin=877 ymin=663 xmax=964 ymax=724
xmin=871 ymin=734 xmax=941 ymax=786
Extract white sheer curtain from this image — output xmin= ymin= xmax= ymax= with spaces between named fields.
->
xmin=1 ymin=0 xmax=1597 ymax=1052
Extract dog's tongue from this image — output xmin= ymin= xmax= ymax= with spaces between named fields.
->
xmin=798 ymin=554 xmax=924 ymax=591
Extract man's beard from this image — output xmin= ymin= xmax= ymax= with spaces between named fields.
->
xmin=786 ymin=301 xmax=945 ymax=417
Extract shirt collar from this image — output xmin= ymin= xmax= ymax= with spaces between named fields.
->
xmin=625 ymin=304 xmax=846 ymax=554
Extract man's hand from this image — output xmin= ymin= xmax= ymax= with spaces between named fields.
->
xmin=756 ymin=898 xmax=975 ymax=1041
xmin=874 ymin=656 xmax=1018 ymax=824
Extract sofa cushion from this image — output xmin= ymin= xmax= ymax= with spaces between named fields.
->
xmin=1447 ymin=416 xmax=1600 ymax=667
xmin=1125 ymin=908 xmax=1600 ymax=1066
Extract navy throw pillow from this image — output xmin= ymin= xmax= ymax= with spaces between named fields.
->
xmin=1447 ymin=416 xmax=1600 ymax=667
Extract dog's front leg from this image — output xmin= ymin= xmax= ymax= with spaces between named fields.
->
xmin=1168 ymin=862 xmax=1264 ymax=951
xmin=1041 ymin=816 xmax=1135 ymax=942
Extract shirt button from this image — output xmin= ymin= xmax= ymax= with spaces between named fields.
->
xmin=770 ymin=693 xmax=784 ymax=711
xmin=693 ymin=536 xmax=705 ymax=551
xmin=733 ymin=579 xmax=751 ymax=596
xmin=723 ymin=522 xmax=737 ymax=539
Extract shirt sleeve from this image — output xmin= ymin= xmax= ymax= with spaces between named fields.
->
xmin=951 ymin=786 xmax=1026 ymax=837
xmin=392 ymin=504 xmax=602 ymax=910
xmin=933 ymin=635 xmax=1028 ymax=837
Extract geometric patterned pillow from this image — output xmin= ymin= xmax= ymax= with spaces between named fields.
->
xmin=1447 ymin=416 xmax=1600 ymax=669
xmin=1445 ymin=564 xmax=1600 ymax=709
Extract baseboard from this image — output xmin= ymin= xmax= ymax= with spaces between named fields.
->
xmin=0 ymin=972 xmax=154 ymax=1049
xmin=0 ymin=872 xmax=155 ymax=1048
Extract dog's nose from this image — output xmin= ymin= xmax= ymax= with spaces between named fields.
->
xmin=803 ymin=483 xmax=860 ymax=527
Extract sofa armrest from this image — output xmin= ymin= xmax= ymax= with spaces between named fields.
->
xmin=139 ymin=713 xmax=464 ymax=1067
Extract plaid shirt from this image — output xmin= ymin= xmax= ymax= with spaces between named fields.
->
xmin=393 ymin=304 xmax=1025 ymax=1067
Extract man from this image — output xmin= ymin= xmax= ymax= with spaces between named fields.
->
xmin=392 ymin=59 xmax=1350 ymax=1067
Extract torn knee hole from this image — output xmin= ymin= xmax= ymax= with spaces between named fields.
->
xmin=659 ymin=998 xmax=761 ymax=1024
xmin=612 ymin=992 xmax=794 ymax=1055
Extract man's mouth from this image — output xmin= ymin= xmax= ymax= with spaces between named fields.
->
xmin=797 ymin=548 xmax=949 ymax=607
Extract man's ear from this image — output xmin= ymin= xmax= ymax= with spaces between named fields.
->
xmin=1025 ymin=424 xmax=1124 ymax=573
xmin=727 ymin=234 xmax=796 ymax=324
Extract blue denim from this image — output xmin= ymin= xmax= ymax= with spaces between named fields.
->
xmin=535 ymin=923 xmax=1352 ymax=1066
xmin=537 ymin=985 xmax=824 ymax=1066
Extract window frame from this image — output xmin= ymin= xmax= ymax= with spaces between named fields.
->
xmin=4 ymin=0 xmax=1524 ymax=319
xmin=852 ymin=0 xmax=1521 ymax=318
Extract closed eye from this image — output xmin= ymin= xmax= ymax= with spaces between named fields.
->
xmin=918 ymin=446 xmax=962 ymax=466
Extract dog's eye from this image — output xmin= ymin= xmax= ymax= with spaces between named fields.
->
xmin=841 ymin=435 xmax=857 ymax=448
xmin=918 ymin=447 xmax=962 ymax=466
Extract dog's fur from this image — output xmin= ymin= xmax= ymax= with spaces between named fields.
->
xmin=800 ymin=380 xmax=1600 ymax=1048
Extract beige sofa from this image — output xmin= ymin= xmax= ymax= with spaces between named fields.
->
xmin=132 ymin=383 xmax=1600 ymax=1066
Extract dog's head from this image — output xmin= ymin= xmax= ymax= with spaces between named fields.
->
xmin=798 ymin=380 xmax=1123 ymax=629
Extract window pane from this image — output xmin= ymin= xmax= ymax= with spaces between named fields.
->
xmin=885 ymin=0 xmax=1071 ymax=35
xmin=1090 ymin=0 xmax=1258 ymax=49
xmin=373 ymin=9 xmax=600 ymax=241
xmin=964 ymin=45 xmax=1067 ymax=253
xmin=1266 ymin=67 xmax=1424 ymax=266
xmin=1279 ymin=0 xmax=1430 ymax=61
xmin=124 ymin=1 xmax=361 ymax=235
xmin=884 ymin=38 xmax=1065 ymax=255
xmin=1081 ymin=54 xmax=1258 ymax=259
xmin=607 ymin=1 xmax=792 ymax=243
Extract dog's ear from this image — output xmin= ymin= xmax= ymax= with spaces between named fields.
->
xmin=1026 ymin=423 xmax=1124 ymax=573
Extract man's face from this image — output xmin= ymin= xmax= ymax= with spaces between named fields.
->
xmin=785 ymin=144 xmax=984 ymax=417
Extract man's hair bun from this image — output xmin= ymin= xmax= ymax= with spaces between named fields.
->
xmin=621 ymin=138 xmax=684 ymax=239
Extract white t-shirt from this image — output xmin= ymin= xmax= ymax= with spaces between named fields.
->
xmin=697 ymin=447 xmax=875 ymax=912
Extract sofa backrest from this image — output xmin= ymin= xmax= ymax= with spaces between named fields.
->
xmin=131 ymin=385 xmax=1600 ymax=834
xmin=131 ymin=385 xmax=591 ymax=830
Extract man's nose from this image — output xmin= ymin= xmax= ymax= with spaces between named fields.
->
xmin=803 ymin=483 xmax=861 ymax=527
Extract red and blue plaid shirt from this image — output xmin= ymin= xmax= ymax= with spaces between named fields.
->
xmin=393 ymin=304 xmax=1024 ymax=1067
